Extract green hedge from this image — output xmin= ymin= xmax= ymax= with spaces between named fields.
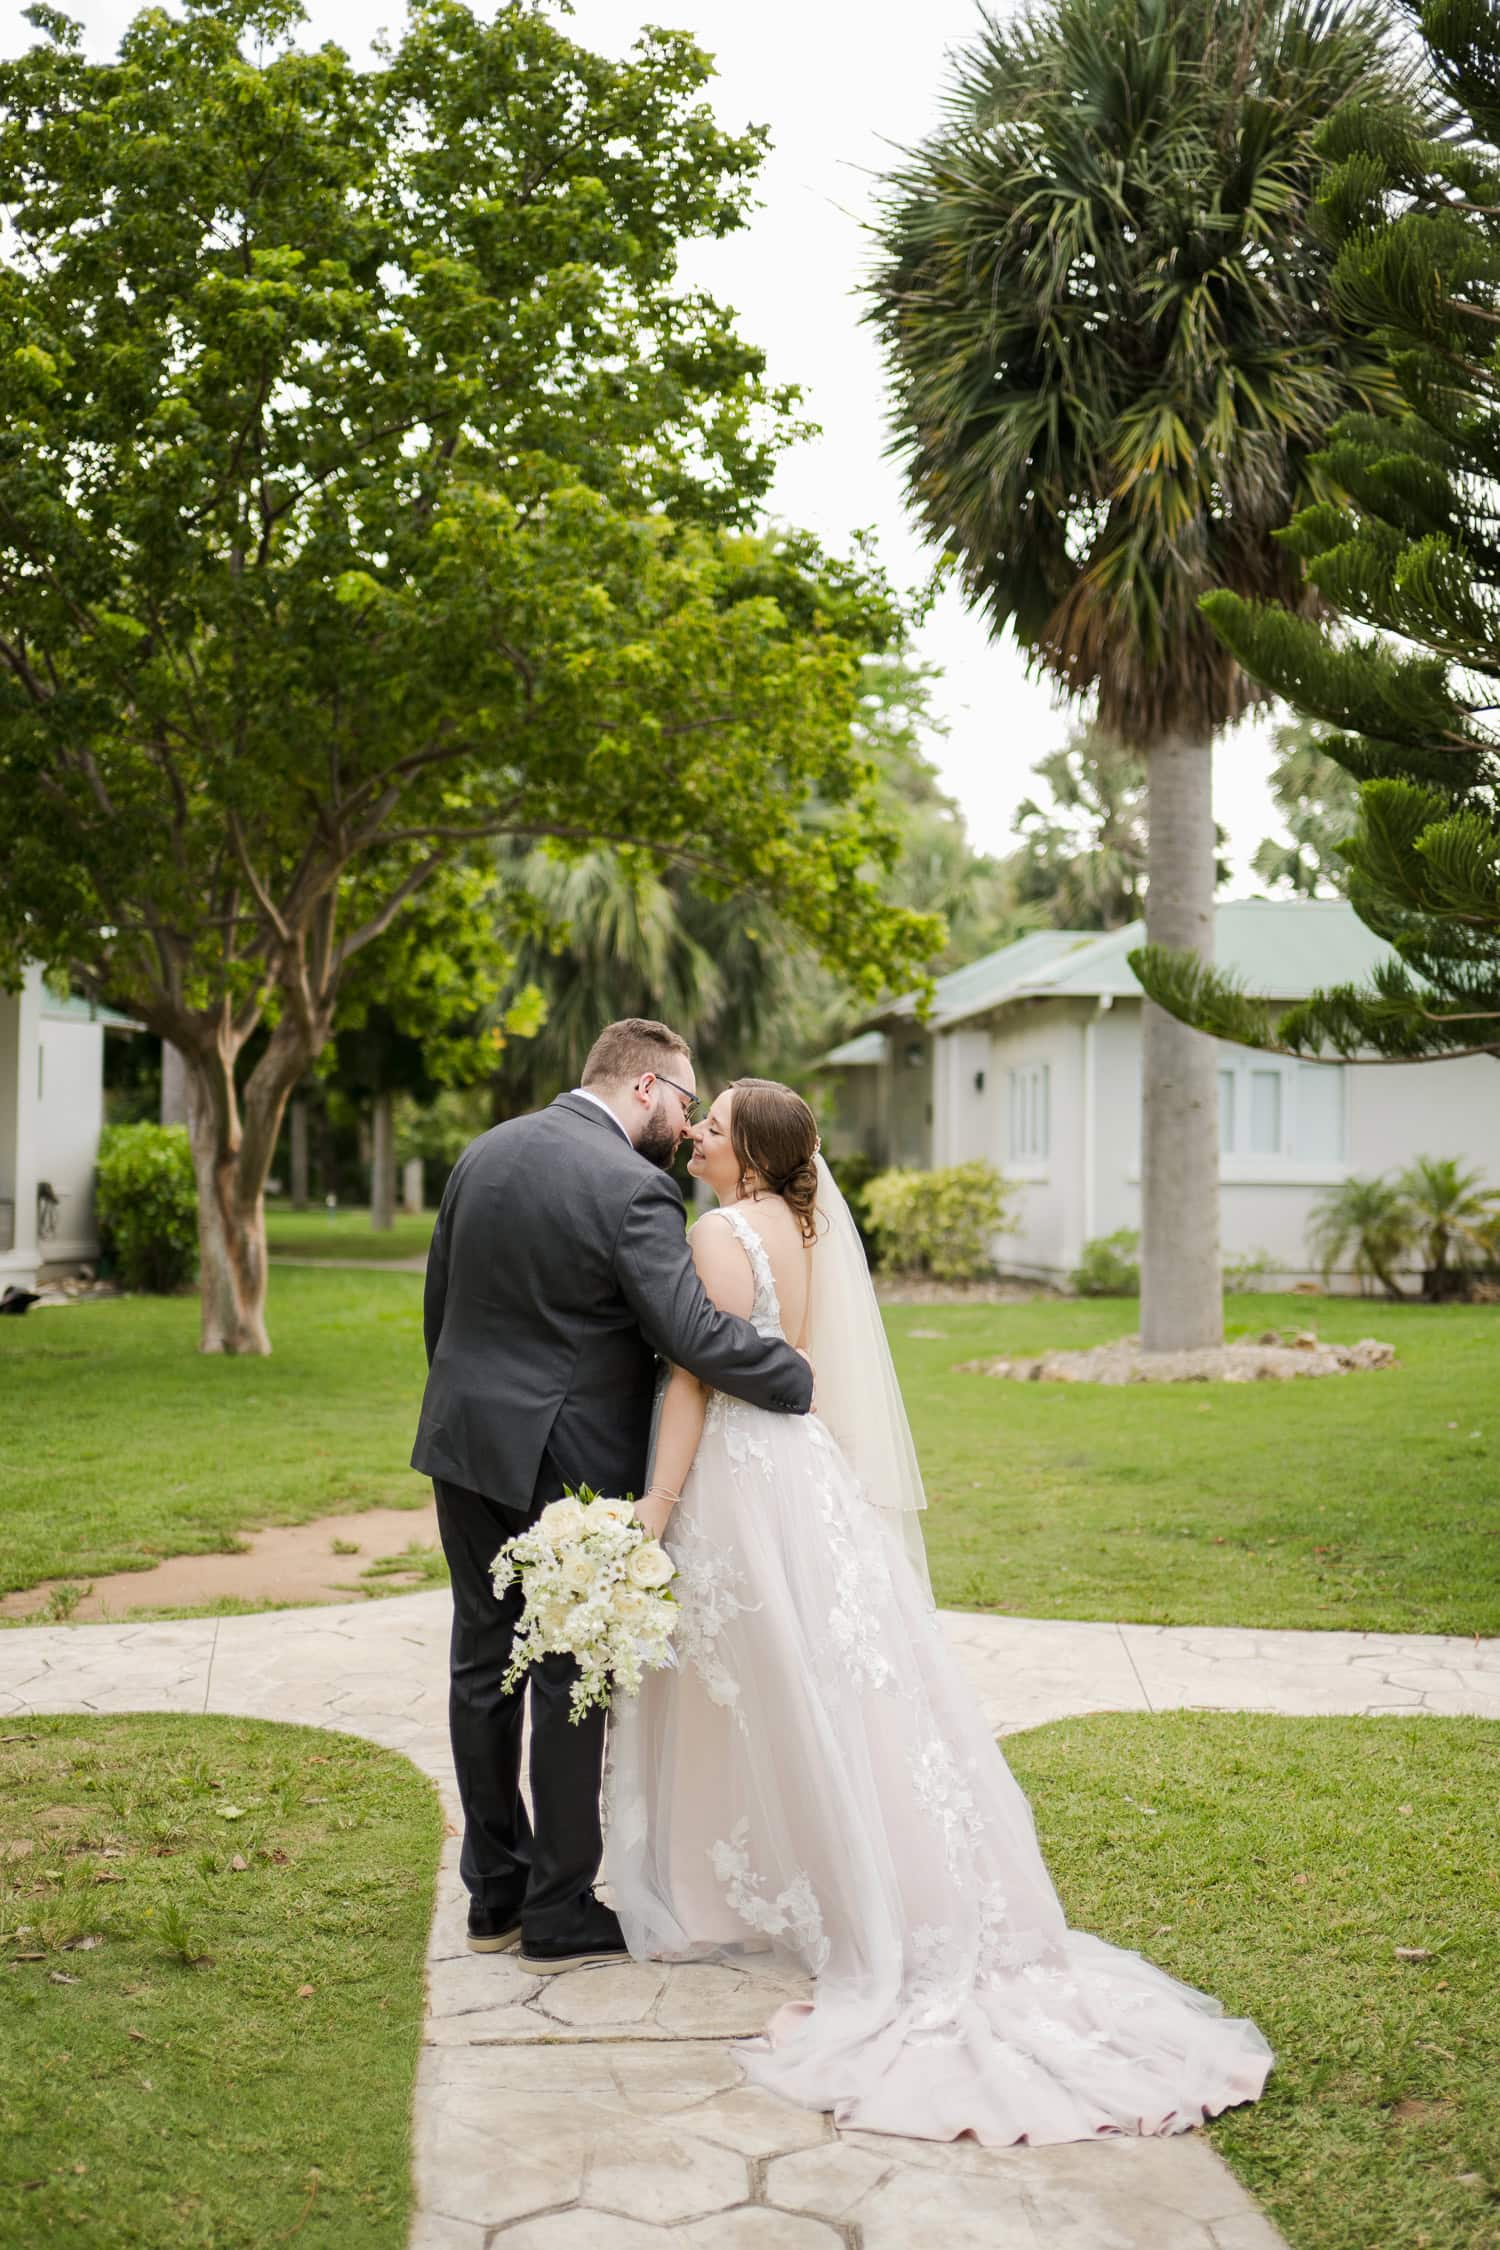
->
xmin=864 ymin=1160 xmax=1010 ymax=1281
xmin=96 ymin=1122 xmax=198 ymax=1293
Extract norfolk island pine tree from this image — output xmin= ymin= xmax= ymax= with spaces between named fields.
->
xmin=1134 ymin=0 xmax=1500 ymax=1077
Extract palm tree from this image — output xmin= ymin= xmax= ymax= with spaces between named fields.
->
xmin=1396 ymin=1158 xmax=1500 ymax=1300
xmin=870 ymin=0 xmax=1414 ymax=1349
xmin=1307 ymin=1176 xmax=1413 ymax=1300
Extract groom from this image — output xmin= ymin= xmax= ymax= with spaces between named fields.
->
xmin=411 ymin=1018 xmax=813 ymax=1972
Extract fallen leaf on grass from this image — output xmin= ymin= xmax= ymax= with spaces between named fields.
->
xmin=61 ymin=1935 xmax=102 ymax=1952
xmin=1395 ymin=1946 xmax=1433 ymax=1962
xmin=126 ymin=2029 xmax=147 ymax=2043
xmin=229 ymin=1854 xmax=249 ymax=1874
xmin=93 ymin=1870 xmax=123 ymax=1885
xmin=296 ymin=1983 xmax=314 ymax=1998
xmin=216 ymin=1806 xmax=247 ymax=1822
xmin=48 ymin=1972 xmax=79 ymax=1985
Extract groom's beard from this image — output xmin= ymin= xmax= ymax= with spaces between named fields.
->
xmin=635 ymin=1102 xmax=680 ymax=1171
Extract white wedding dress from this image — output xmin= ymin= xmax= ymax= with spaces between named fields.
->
xmin=603 ymin=1199 xmax=1273 ymax=2146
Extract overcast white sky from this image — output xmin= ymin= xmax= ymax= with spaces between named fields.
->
xmin=0 ymin=0 xmax=1288 ymax=884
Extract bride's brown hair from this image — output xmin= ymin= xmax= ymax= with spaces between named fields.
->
xmin=727 ymin=1079 xmax=820 ymax=1244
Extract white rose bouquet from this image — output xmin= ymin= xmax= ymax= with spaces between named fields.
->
xmin=490 ymin=1488 xmax=678 ymax=1722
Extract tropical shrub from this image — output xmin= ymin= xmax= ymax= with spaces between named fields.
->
xmin=95 ymin=1124 xmax=198 ymax=1293
xmin=1070 ymin=1229 xmax=1141 ymax=1298
xmin=1396 ymin=1158 xmax=1499 ymax=1300
xmin=864 ymin=1162 xmax=1010 ymax=1281
xmin=1306 ymin=1176 xmax=1412 ymax=1300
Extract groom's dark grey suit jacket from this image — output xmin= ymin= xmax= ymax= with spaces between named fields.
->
xmin=411 ymin=1092 xmax=813 ymax=1517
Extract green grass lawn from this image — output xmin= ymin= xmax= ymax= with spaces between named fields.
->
xmin=0 ymin=1270 xmax=432 ymax=1596
xmin=893 ymin=1293 xmax=1500 ymax=1635
xmin=3 ymin=1275 xmax=1497 ymax=1634
xmin=1008 ymin=1711 xmax=1499 ymax=2250
xmin=265 ymin=1204 xmax=434 ymax=1261
xmin=0 ymin=1714 xmax=440 ymax=2248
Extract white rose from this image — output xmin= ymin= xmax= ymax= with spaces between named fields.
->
xmin=560 ymin=1551 xmax=595 ymax=1593
xmin=586 ymin=1495 xmax=636 ymax=1526
xmin=611 ymin=1585 xmax=649 ymax=1623
xmin=626 ymin=1541 xmax=676 ymax=1590
xmin=539 ymin=1498 xmax=587 ymax=1545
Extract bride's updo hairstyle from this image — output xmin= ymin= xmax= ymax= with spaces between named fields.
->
xmin=727 ymin=1079 xmax=821 ymax=1244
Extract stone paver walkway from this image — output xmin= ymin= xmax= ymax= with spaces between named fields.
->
xmin=3 ymin=1594 xmax=1497 ymax=2249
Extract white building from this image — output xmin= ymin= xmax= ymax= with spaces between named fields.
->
xmin=0 ymin=967 xmax=136 ymax=1292
xmin=820 ymin=901 xmax=1500 ymax=1289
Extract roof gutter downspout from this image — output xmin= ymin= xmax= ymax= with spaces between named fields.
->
xmin=1081 ymin=995 xmax=1112 ymax=1249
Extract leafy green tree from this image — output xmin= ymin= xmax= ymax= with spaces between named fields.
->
xmin=1133 ymin=0 xmax=1500 ymax=1073
xmin=1251 ymin=715 xmax=1361 ymax=896
xmin=853 ymin=657 xmax=1028 ymax=971
xmin=488 ymin=649 xmax=1024 ymax=1117
xmin=321 ymin=859 xmax=534 ymax=1225
xmin=870 ymin=0 xmax=1413 ymax=1349
xmin=1306 ymin=1174 xmax=1413 ymax=1298
xmin=0 ymin=1 xmax=936 ymax=1353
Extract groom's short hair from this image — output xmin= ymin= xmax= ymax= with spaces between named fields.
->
xmin=581 ymin=1018 xmax=691 ymax=1090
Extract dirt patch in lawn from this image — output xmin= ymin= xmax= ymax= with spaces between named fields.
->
xmin=960 ymin=1329 xmax=1397 ymax=1385
xmin=0 ymin=1502 xmax=442 ymax=1623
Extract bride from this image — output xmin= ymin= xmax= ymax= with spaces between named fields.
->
xmin=603 ymin=1077 xmax=1273 ymax=2146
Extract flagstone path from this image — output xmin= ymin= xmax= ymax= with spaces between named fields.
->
xmin=3 ymin=1594 xmax=1497 ymax=2249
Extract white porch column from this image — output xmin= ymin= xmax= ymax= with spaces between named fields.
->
xmin=161 ymin=1040 xmax=190 ymax=1127
xmin=0 ymin=966 xmax=45 ymax=1285
xmin=401 ymin=1155 xmax=424 ymax=1214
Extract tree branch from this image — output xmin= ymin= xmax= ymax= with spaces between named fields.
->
xmin=333 ymin=851 xmax=450 ymax=969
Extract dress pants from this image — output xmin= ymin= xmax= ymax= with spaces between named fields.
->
xmin=433 ymin=1459 xmax=607 ymax=1940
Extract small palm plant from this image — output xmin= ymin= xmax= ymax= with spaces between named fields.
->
xmin=1396 ymin=1158 xmax=1500 ymax=1299
xmin=1307 ymin=1177 xmax=1413 ymax=1300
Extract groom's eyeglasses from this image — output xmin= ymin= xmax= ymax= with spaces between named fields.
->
xmin=648 ymin=1073 xmax=703 ymax=1125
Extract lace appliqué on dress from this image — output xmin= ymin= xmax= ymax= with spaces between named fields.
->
xmin=710 ymin=1816 xmax=830 ymax=1973
xmin=667 ymin=1505 xmax=758 ymax=1721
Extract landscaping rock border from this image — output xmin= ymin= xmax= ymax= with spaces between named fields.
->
xmin=960 ymin=1329 xmax=1397 ymax=1384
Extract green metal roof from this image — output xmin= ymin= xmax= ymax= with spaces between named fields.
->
xmin=819 ymin=1030 xmax=888 ymax=1069
xmin=941 ymin=899 xmax=1400 ymax=1023
xmin=40 ymin=988 xmax=144 ymax=1030
xmin=874 ymin=929 xmax=1097 ymax=1029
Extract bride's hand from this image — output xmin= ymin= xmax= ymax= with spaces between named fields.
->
xmin=633 ymin=1487 xmax=676 ymax=1543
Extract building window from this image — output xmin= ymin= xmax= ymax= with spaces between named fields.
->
xmin=1217 ymin=1055 xmax=1345 ymax=1164
xmin=1008 ymin=1062 xmax=1050 ymax=1161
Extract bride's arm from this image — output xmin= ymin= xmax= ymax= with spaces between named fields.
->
xmin=635 ymin=1215 xmax=753 ymax=1539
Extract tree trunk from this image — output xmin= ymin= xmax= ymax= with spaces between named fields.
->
xmin=183 ymin=1060 xmax=272 ymax=1355
xmin=1140 ymin=737 xmax=1222 ymax=1351
xmin=290 ymin=1097 xmax=310 ymax=1210
xmin=370 ymin=1090 xmax=395 ymax=1231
